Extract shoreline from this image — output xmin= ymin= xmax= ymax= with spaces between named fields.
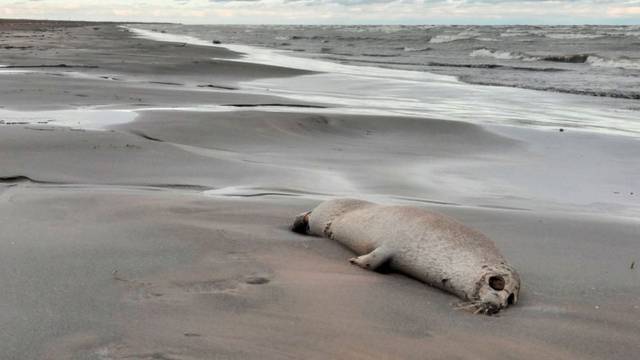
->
xmin=128 ymin=25 xmax=640 ymax=137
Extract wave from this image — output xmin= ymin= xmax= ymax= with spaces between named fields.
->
xmin=470 ymin=48 xmax=537 ymax=61
xmin=541 ymin=54 xmax=590 ymax=63
xmin=540 ymin=53 xmax=640 ymax=69
xmin=361 ymin=53 xmax=398 ymax=57
xmin=545 ymin=33 xmax=604 ymax=40
xmin=428 ymin=62 xmax=565 ymax=72
xmin=325 ymin=57 xmax=426 ymax=66
xmin=429 ymin=31 xmax=479 ymax=44
xmin=470 ymin=49 xmax=640 ymax=70
xmin=499 ymin=31 xmax=540 ymax=38
xmin=462 ymin=79 xmax=640 ymax=100
xmin=403 ymin=46 xmax=431 ymax=52
xmin=586 ymin=55 xmax=640 ymax=70
xmin=472 ymin=49 xmax=592 ymax=64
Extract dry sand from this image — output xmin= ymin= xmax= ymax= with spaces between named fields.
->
xmin=0 ymin=20 xmax=639 ymax=359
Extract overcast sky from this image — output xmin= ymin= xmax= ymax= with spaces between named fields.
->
xmin=1 ymin=0 xmax=639 ymax=24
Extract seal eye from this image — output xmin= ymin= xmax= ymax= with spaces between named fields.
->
xmin=488 ymin=276 xmax=505 ymax=291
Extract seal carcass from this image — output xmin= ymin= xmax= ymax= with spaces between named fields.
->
xmin=291 ymin=198 xmax=520 ymax=314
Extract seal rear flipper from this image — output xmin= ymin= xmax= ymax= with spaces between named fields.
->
xmin=349 ymin=247 xmax=392 ymax=271
xmin=291 ymin=211 xmax=312 ymax=235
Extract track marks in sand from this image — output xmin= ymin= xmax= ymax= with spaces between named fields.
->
xmin=174 ymin=275 xmax=271 ymax=294
xmin=396 ymin=196 xmax=532 ymax=212
xmin=223 ymin=103 xmax=327 ymax=109
xmin=129 ymin=130 xmax=165 ymax=142
xmin=115 ymin=270 xmax=273 ymax=303
xmin=148 ymin=81 xmax=184 ymax=86
xmin=0 ymin=175 xmax=211 ymax=192
xmin=3 ymin=64 xmax=99 ymax=69
xmin=197 ymin=84 xmax=237 ymax=91
xmin=204 ymin=186 xmax=329 ymax=199
xmin=219 ymin=192 xmax=302 ymax=198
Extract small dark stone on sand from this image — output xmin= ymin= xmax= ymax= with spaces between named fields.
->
xmin=197 ymin=84 xmax=237 ymax=91
xmin=245 ymin=276 xmax=270 ymax=285
xmin=559 ymin=128 xmax=565 ymax=132
xmin=212 ymin=40 xmax=222 ymax=44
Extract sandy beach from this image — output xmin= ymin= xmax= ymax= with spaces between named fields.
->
xmin=1 ymin=20 xmax=639 ymax=359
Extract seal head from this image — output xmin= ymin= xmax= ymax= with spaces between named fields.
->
xmin=463 ymin=264 xmax=520 ymax=315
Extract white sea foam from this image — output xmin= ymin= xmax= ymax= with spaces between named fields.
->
xmin=545 ymin=33 xmax=604 ymax=40
xmin=403 ymin=47 xmax=430 ymax=52
xmin=470 ymin=48 xmax=537 ymax=61
xmin=499 ymin=32 xmax=527 ymax=38
xmin=429 ymin=31 xmax=479 ymax=43
xmin=586 ymin=55 xmax=640 ymax=70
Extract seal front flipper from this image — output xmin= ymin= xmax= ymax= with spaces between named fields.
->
xmin=349 ymin=247 xmax=392 ymax=270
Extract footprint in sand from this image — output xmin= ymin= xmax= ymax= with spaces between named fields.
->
xmin=115 ymin=270 xmax=271 ymax=303
xmin=174 ymin=275 xmax=271 ymax=295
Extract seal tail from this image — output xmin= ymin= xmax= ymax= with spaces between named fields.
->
xmin=291 ymin=211 xmax=312 ymax=235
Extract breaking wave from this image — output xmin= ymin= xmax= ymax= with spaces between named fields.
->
xmin=540 ymin=53 xmax=640 ymax=69
xmin=586 ymin=56 xmax=640 ymax=70
xmin=470 ymin=48 xmax=537 ymax=61
xmin=545 ymin=33 xmax=604 ymax=40
xmin=469 ymin=49 xmax=640 ymax=70
xmin=403 ymin=46 xmax=431 ymax=52
xmin=465 ymin=80 xmax=640 ymax=100
xmin=541 ymin=54 xmax=591 ymax=63
xmin=471 ymin=48 xmax=594 ymax=64
xmin=428 ymin=62 xmax=565 ymax=72
xmin=429 ymin=31 xmax=479 ymax=44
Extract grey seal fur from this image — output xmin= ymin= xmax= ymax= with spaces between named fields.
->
xmin=292 ymin=198 xmax=520 ymax=315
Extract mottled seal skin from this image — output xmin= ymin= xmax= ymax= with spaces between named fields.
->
xmin=292 ymin=199 xmax=520 ymax=315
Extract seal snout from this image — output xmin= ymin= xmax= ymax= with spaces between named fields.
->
xmin=473 ymin=270 xmax=520 ymax=315
xmin=485 ymin=303 xmax=502 ymax=315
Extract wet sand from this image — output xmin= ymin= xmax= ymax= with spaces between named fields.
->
xmin=1 ymin=20 xmax=639 ymax=359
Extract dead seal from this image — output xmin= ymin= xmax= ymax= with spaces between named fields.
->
xmin=292 ymin=198 xmax=520 ymax=315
